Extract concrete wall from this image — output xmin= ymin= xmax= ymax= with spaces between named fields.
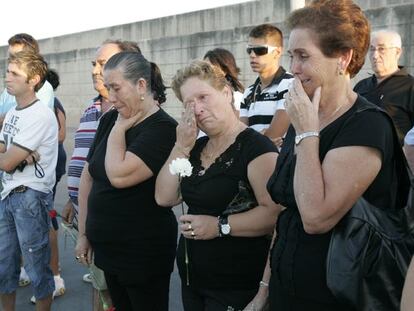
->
xmin=1 ymin=0 xmax=414 ymax=128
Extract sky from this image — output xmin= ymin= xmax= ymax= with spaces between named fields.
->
xmin=0 ymin=0 xmax=252 ymax=46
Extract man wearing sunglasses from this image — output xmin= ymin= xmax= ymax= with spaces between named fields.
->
xmin=354 ymin=29 xmax=414 ymax=145
xmin=240 ymin=24 xmax=293 ymax=146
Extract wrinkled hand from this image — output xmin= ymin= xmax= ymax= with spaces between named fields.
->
xmin=61 ymin=200 xmax=75 ymax=224
xmin=284 ymin=77 xmax=321 ymax=133
xmin=179 ymin=214 xmax=219 ymax=240
xmin=75 ymin=235 xmax=93 ymax=266
xmin=114 ymin=111 xmax=143 ymax=131
xmin=243 ymin=287 xmax=269 ymax=311
xmin=176 ymin=103 xmax=198 ymax=156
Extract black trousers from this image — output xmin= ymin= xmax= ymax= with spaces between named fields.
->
xmin=181 ymin=284 xmax=257 ymax=311
xmin=105 ymin=271 xmax=171 ymax=311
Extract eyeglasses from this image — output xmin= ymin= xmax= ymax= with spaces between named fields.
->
xmin=246 ymin=45 xmax=278 ymax=56
xmin=369 ymin=46 xmax=398 ymax=55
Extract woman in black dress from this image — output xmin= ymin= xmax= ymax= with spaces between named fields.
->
xmin=247 ymin=0 xmax=400 ymax=310
xmin=156 ymin=61 xmax=281 ymax=311
xmin=75 ymin=52 xmax=177 ymax=311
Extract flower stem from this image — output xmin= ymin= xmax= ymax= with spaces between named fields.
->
xmin=179 ymin=178 xmax=190 ymax=286
xmin=182 ymin=202 xmax=190 ymax=286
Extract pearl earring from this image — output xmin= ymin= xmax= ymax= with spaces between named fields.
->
xmin=140 ymin=95 xmax=145 ymax=101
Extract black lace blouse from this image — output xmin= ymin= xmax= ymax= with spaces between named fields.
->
xmin=177 ymin=128 xmax=277 ymax=289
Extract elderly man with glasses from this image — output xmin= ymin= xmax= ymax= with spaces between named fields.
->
xmin=354 ymin=29 xmax=414 ymax=145
xmin=240 ymin=24 xmax=293 ymax=147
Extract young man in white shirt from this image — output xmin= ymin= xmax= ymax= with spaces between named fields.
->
xmin=0 ymin=51 xmax=58 ymax=311
xmin=0 ymin=33 xmax=54 ymax=128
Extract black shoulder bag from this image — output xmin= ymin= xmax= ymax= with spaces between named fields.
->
xmin=326 ymin=102 xmax=414 ymax=310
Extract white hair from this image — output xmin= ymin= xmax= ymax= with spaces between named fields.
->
xmin=371 ymin=29 xmax=402 ymax=48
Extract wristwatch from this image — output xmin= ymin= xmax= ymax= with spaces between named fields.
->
xmin=295 ymin=131 xmax=319 ymax=145
xmin=218 ymin=215 xmax=231 ymax=237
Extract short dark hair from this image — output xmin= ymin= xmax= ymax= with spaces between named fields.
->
xmin=8 ymin=33 xmax=39 ymax=54
xmin=46 ymin=69 xmax=60 ymax=90
xmin=287 ymin=0 xmax=370 ymax=78
xmin=102 ymin=39 xmax=142 ymax=54
xmin=249 ymin=24 xmax=283 ymax=47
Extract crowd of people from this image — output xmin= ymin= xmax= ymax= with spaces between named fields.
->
xmin=1 ymin=0 xmax=414 ymax=311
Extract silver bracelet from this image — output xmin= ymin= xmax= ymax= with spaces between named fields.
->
xmin=259 ymin=280 xmax=269 ymax=287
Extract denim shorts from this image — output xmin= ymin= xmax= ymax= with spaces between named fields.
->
xmin=0 ymin=187 xmax=55 ymax=299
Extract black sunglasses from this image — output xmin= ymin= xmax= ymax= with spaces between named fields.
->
xmin=246 ymin=45 xmax=277 ymax=56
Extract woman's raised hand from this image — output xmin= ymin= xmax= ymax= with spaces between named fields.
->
xmin=114 ymin=111 xmax=143 ymax=131
xmin=176 ymin=103 xmax=198 ymax=156
xmin=285 ymin=77 xmax=321 ymax=134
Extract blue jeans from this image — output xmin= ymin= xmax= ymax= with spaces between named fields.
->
xmin=0 ymin=188 xmax=55 ymax=299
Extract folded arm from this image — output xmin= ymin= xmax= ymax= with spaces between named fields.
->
xmin=0 ymin=143 xmax=31 ymax=172
xmin=263 ymin=109 xmax=290 ymax=140
xmin=105 ymin=124 xmax=153 ymax=188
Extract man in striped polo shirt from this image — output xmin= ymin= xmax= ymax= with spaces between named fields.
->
xmin=240 ymin=24 xmax=293 ymax=145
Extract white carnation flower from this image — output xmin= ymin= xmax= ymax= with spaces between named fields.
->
xmin=169 ymin=158 xmax=193 ymax=178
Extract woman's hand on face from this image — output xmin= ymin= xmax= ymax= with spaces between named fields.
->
xmin=179 ymin=214 xmax=219 ymax=240
xmin=176 ymin=103 xmax=198 ymax=156
xmin=114 ymin=111 xmax=143 ymax=131
xmin=285 ymin=77 xmax=321 ymax=133
xmin=75 ymin=235 xmax=93 ymax=266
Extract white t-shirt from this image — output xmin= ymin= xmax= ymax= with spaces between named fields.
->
xmin=0 ymin=100 xmax=58 ymax=199
xmin=405 ymin=126 xmax=414 ymax=146
xmin=233 ymin=90 xmax=244 ymax=111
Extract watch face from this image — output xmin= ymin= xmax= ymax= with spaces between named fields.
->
xmin=221 ymin=224 xmax=231 ymax=235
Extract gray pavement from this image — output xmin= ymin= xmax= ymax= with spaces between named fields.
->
xmin=8 ymin=176 xmax=184 ymax=311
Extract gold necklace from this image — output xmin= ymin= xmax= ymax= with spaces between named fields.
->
xmin=201 ymin=122 xmax=243 ymax=161
xmin=320 ymin=103 xmax=344 ymax=126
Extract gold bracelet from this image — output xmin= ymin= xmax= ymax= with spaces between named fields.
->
xmin=174 ymin=143 xmax=190 ymax=158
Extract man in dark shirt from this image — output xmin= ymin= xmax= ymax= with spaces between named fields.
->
xmin=354 ymin=29 xmax=414 ymax=145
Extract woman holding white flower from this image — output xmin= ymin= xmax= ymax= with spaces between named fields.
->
xmin=75 ymin=52 xmax=178 ymax=311
xmin=155 ymin=60 xmax=281 ymax=311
